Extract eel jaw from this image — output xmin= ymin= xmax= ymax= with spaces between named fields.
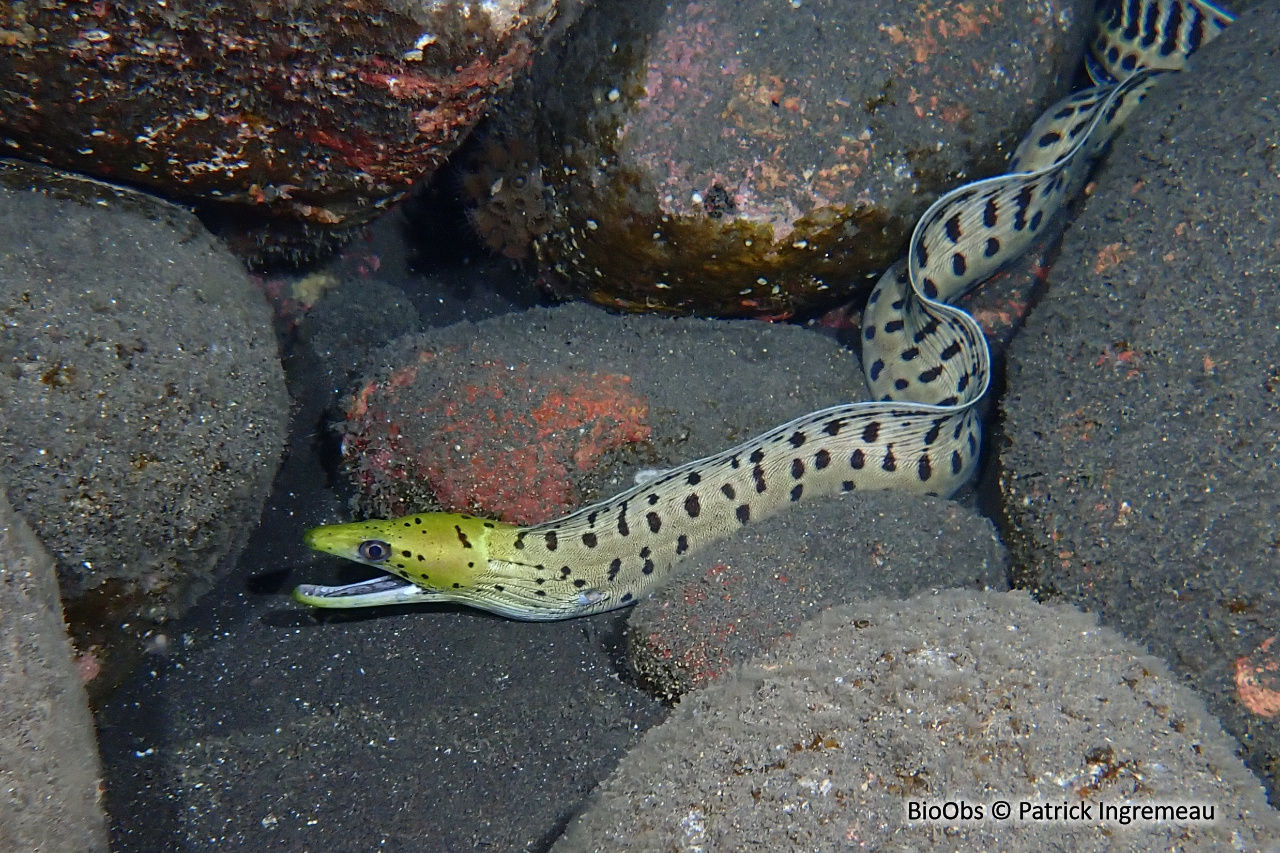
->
xmin=292 ymin=576 xmax=440 ymax=609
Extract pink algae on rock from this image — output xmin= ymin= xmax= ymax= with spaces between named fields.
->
xmin=341 ymin=352 xmax=650 ymax=525
xmin=1235 ymin=635 xmax=1280 ymax=719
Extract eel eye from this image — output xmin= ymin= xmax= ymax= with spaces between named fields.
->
xmin=357 ymin=540 xmax=391 ymax=562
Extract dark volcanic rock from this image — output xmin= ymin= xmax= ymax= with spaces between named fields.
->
xmin=339 ymin=302 xmax=869 ymax=523
xmin=626 ymin=490 xmax=1010 ymax=701
xmin=0 ymin=0 xmax=560 ymax=262
xmin=999 ymin=0 xmax=1280 ymax=801
xmin=0 ymin=162 xmax=288 ymax=664
xmin=468 ymin=0 xmax=1093 ymax=317
xmin=340 ymin=302 xmax=1014 ymax=707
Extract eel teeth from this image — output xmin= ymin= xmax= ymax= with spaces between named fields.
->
xmin=293 ymin=576 xmax=436 ymax=609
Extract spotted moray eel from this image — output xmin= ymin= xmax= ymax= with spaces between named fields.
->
xmin=295 ymin=0 xmax=1233 ymax=619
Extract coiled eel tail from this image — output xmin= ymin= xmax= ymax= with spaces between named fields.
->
xmin=295 ymin=0 xmax=1232 ymax=620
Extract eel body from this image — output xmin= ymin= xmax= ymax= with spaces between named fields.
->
xmin=296 ymin=0 xmax=1232 ymax=620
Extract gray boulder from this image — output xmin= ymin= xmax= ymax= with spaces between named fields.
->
xmin=0 ymin=491 xmax=108 ymax=853
xmin=0 ymin=162 xmax=288 ymax=633
xmin=999 ymin=0 xmax=1280 ymax=797
xmin=558 ymin=590 xmax=1280 ymax=851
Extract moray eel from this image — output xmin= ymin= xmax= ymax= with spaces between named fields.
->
xmin=295 ymin=0 xmax=1233 ymax=620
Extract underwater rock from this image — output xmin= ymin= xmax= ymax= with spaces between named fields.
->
xmin=556 ymin=590 xmax=1280 ymax=851
xmin=344 ymin=355 xmax=652 ymax=523
xmin=467 ymin=0 xmax=1093 ymax=317
xmin=0 ymin=162 xmax=287 ymax=676
xmin=298 ymin=277 xmax=423 ymax=384
xmin=460 ymin=135 xmax=555 ymax=261
xmin=338 ymin=302 xmax=867 ymax=522
xmin=0 ymin=493 xmax=108 ymax=853
xmin=999 ymin=0 xmax=1280 ymax=801
xmin=0 ymin=0 xmax=561 ymax=264
xmin=626 ymin=490 xmax=1009 ymax=701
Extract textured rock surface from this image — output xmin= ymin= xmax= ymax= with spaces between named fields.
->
xmin=0 ymin=0 xmax=561 ymax=261
xmin=341 ymin=302 xmax=870 ymax=522
xmin=469 ymin=0 xmax=1093 ymax=316
xmin=0 ymin=162 xmax=288 ymax=648
xmin=557 ymin=590 xmax=1280 ymax=851
xmin=298 ymin=277 xmax=423 ymax=384
xmin=627 ymin=490 xmax=1009 ymax=700
xmin=999 ymin=0 xmax=1280 ymax=800
xmin=0 ymin=491 xmax=108 ymax=853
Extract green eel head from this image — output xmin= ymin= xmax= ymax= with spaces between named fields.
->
xmin=294 ymin=512 xmax=509 ymax=611
xmin=294 ymin=512 xmax=618 ymax=620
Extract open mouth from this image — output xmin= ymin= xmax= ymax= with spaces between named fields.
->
xmin=292 ymin=575 xmax=434 ymax=609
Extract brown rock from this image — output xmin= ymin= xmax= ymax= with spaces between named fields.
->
xmin=469 ymin=0 xmax=1092 ymax=317
xmin=337 ymin=302 xmax=868 ymax=523
xmin=0 ymin=0 xmax=560 ymax=261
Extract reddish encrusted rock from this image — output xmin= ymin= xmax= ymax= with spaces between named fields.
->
xmin=467 ymin=0 xmax=1092 ymax=317
xmin=336 ymin=302 xmax=873 ymax=526
xmin=343 ymin=351 xmax=652 ymax=524
xmin=0 ymin=0 xmax=562 ymax=262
